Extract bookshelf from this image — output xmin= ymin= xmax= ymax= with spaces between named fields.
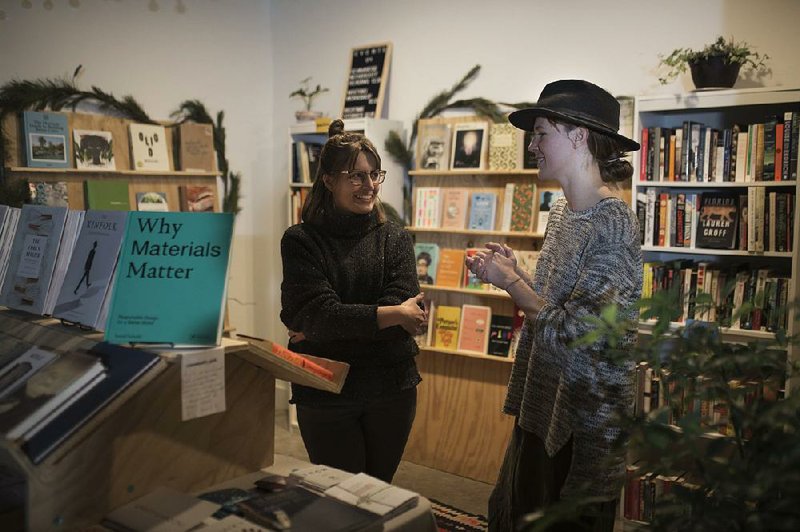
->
xmin=287 ymin=117 xmax=406 ymax=225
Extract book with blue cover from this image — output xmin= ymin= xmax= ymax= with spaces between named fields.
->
xmin=104 ymin=211 xmax=234 ymax=347
xmin=53 ymin=210 xmax=129 ymax=330
xmin=22 ymin=111 xmax=70 ymax=168
xmin=468 ymin=192 xmax=497 ymax=231
xmin=0 ymin=205 xmax=69 ymax=315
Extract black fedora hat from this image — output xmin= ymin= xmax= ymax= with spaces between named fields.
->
xmin=509 ymin=79 xmax=640 ymax=152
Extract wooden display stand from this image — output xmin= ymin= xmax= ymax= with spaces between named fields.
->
xmin=0 ymin=309 xmax=344 ymax=531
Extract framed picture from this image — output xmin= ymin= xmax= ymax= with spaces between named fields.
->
xmin=450 ymin=121 xmax=488 ymax=170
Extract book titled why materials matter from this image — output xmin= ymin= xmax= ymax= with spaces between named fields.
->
xmin=104 ymin=211 xmax=234 ymax=347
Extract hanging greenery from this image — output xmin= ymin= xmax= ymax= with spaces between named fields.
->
xmin=0 ymin=66 xmax=240 ymax=214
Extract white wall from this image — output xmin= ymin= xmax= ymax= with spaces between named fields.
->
xmin=3 ymin=0 xmax=800 ymax=344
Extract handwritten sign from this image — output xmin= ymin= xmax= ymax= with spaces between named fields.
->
xmin=342 ymin=42 xmax=392 ymax=119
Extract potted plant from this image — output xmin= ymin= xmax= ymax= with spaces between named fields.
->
xmin=290 ymin=77 xmax=329 ymax=122
xmin=658 ymin=36 xmax=770 ymax=89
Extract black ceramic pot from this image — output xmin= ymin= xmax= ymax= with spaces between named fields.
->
xmin=689 ymin=55 xmax=741 ymax=89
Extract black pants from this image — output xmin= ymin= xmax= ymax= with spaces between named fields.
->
xmin=295 ymin=387 xmax=417 ymax=483
xmin=489 ymin=424 xmax=617 ymax=532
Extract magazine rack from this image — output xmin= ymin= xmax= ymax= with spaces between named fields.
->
xmin=0 ymin=309 xmax=345 ymax=531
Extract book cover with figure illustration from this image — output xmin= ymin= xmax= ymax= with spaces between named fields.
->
xmin=104 ymin=211 xmax=234 ymax=347
xmin=73 ymin=129 xmax=116 ymax=170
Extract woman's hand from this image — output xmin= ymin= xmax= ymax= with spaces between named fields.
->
xmin=482 ymin=250 xmax=521 ymax=290
xmin=398 ymin=293 xmax=428 ymax=335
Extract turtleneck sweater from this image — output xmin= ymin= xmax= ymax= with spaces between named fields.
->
xmin=280 ymin=207 xmax=421 ymax=404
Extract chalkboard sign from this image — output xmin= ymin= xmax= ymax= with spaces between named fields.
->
xmin=341 ymin=42 xmax=392 ymax=120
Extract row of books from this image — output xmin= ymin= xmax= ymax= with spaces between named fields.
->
xmin=639 ymin=111 xmax=800 ymax=182
xmin=0 ymin=204 xmax=233 ymax=346
xmin=414 ymin=185 xmax=562 ymax=233
xmin=414 ymin=243 xmax=539 ymax=290
xmin=623 ymin=466 xmax=685 ymax=523
xmin=290 ymin=187 xmax=311 ymax=225
xmin=291 ymin=140 xmax=323 ymax=184
xmin=0 ymin=339 xmax=160 ymax=464
xmin=20 ymin=110 xmax=216 ymax=172
xmin=642 ymin=261 xmax=790 ymax=332
xmin=29 ymin=180 xmax=217 ymax=213
xmin=415 ymin=119 xmax=539 ymax=172
xmin=637 ymin=188 xmax=795 ymax=252
xmin=417 ymin=301 xmax=524 ymax=359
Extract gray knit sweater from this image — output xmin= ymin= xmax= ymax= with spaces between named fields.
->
xmin=504 ymin=196 xmax=642 ymax=499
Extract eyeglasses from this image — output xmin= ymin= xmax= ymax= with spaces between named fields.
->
xmin=340 ymin=169 xmax=387 ymax=186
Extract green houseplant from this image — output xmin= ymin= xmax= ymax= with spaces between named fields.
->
xmin=658 ymin=36 xmax=770 ymax=89
xmin=290 ymin=77 xmax=329 ymax=122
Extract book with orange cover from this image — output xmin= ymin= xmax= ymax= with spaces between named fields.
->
xmin=436 ymin=248 xmax=464 ymax=288
xmin=433 ymin=305 xmax=461 ymax=349
xmin=269 ymin=342 xmax=334 ymax=381
xmin=457 ymin=305 xmax=491 ymax=354
xmin=440 ymin=188 xmax=469 ymax=229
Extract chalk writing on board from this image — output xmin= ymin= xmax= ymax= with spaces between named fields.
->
xmin=342 ymin=43 xmax=392 ymax=119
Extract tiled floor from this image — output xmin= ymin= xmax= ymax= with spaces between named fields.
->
xmin=273 ymin=409 xmax=494 ymax=518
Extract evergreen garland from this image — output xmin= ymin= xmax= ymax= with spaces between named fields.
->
xmin=0 ymin=67 xmax=240 ymax=214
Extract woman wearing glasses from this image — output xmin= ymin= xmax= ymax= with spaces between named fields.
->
xmin=280 ymin=119 xmax=426 ymax=482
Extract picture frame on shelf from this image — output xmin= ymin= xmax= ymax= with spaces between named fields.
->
xmin=451 ymin=121 xmax=488 ymax=170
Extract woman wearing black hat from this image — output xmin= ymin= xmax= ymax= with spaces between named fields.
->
xmin=466 ymin=80 xmax=642 ymax=531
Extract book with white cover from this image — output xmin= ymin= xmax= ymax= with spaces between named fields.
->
xmin=0 ymin=205 xmax=68 ymax=315
xmin=289 ymin=464 xmax=354 ymax=493
xmin=53 ymin=210 xmax=129 ymax=330
xmin=129 ymin=123 xmax=171 ymax=171
xmin=0 ymin=206 xmax=21 ymax=289
xmin=324 ymin=472 xmax=418 ymax=517
xmin=42 ymin=210 xmax=84 ymax=315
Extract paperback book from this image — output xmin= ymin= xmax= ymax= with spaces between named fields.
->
xmin=104 ymin=211 xmax=234 ymax=347
xmin=415 ymin=121 xmax=452 ymax=171
xmin=457 ymin=304 xmax=491 ymax=354
xmin=129 ymin=123 xmax=171 ymax=171
xmin=179 ymin=185 xmax=216 ymax=212
xmin=414 ymin=242 xmax=439 ymax=285
xmin=695 ymin=192 xmax=739 ymax=249
xmin=28 ymin=182 xmax=69 ymax=207
xmin=135 ymin=191 xmax=170 ymax=212
xmin=178 ymin=122 xmax=215 ymax=172
xmin=22 ymin=111 xmax=69 ymax=168
xmin=84 ymin=180 xmax=131 ymax=211
xmin=467 ymin=192 xmax=497 ymax=231
xmin=433 ymin=305 xmax=461 ymax=349
xmin=73 ymin=129 xmax=116 ymax=170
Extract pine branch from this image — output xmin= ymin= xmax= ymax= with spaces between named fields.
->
xmin=171 ymin=99 xmax=214 ymax=124
xmin=384 ymin=130 xmax=412 ymax=168
xmin=444 ymin=97 xmax=506 ymax=123
xmin=222 ymin=171 xmax=241 ymax=214
xmin=498 ymin=101 xmax=539 ymax=110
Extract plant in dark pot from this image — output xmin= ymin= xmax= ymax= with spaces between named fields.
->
xmin=658 ymin=36 xmax=770 ymax=89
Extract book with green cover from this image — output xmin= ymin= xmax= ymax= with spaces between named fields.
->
xmin=84 ymin=180 xmax=130 ymax=211
xmin=104 ymin=211 xmax=234 ymax=347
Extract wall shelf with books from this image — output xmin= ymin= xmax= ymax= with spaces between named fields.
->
xmin=408 ymin=226 xmax=542 ymax=238
xmin=419 ymin=283 xmax=512 ymax=299
xmin=409 ymin=169 xmax=539 ymax=177
xmin=641 ymin=245 xmax=793 ymax=258
xmin=637 ymin=318 xmax=777 ymax=341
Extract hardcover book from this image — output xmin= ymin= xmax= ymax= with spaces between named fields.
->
xmin=179 ymin=185 xmax=216 ymax=212
xmin=414 ymin=242 xmax=439 ymax=285
xmin=488 ymin=123 xmax=523 ymax=170
xmin=510 ymin=182 xmax=536 ymax=232
xmin=467 ymin=192 xmax=497 ymax=231
xmin=695 ymin=192 xmax=739 ymax=249
xmin=22 ymin=111 xmax=69 ymax=168
xmin=22 ymin=342 xmax=161 ymax=464
xmin=0 ymin=205 xmax=69 ymax=315
xmin=129 ymin=123 xmax=171 ymax=171
xmin=435 ymin=248 xmax=464 ymax=288
xmin=439 ymin=188 xmax=469 ymax=230
xmin=415 ymin=121 xmax=452 ymax=171
xmin=53 ymin=210 xmax=129 ymax=330
xmin=28 ymin=181 xmax=69 ymax=207
xmin=432 ymin=305 xmax=461 ymax=349
xmin=487 ymin=314 xmax=514 ymax=357
xmin=104 ymin=211 xmax=234 ymax=347
xmin=84 ymin=180 xmax=131 ymax=211
xmin=457 ymin=304 xmax=492 ymax=354
xmin=135 ymin=191 xmax=170 ymax=212
xmin=73 ymin=129 xmax=116 ymax=170
xmin=178 ymin=122 xmax=215 ymax=172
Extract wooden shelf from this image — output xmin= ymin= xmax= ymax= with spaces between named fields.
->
xmin=409 ymin=169 xmax=538 ymax=176
xmin=289 ymin=182 xmax=314 ymax=188
xmin=638 ymin=319 xmax=778 ymax=341
xmin=420 ymin=284 xmax=511 ymax=299
xmin=635 ymin=180 xmax=797 ymax=188
xmin=6 ymin=166 xmax=219 ymax=178
xmin=409 ymin=227 xmax=542 ymax=238
xmin=418 ymin=344 xmax=514 ymax=363
xmin=641 ymin=246 xmax=793 ymax=258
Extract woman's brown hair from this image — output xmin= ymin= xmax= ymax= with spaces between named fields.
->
xmin=301 ymin=119 xmax=387 ymax=225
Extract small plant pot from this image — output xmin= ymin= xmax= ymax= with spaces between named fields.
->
xmin=689 ymin=56 xmax=741 ymax=89
xmin=295 ymin=110 xmax=323 ymax=122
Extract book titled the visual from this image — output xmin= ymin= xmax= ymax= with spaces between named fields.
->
xmin=0 ymin=205 xmax=68 ymax=315
xmin=73 ymin=129 xmax=116 ymax=170
xmin=28 ymin=181 xmax=69 ymax=207
xmin=457 ymin=304 xmax=491 ymax=354
xmin=129 ymin=123 xmax=171 ymax=171
xmin=415 ymin=121 xmax=452 ymax=171
xmin=413 ymin=242 xmax=439 ymax=285
xmin=135 ymin=191 xmax=170 ymax=212
xmin=695 ymin=192 xmax=739 ymax=249
xmin=178 ymin=122 xmax=215 ymax=172
xmin=22 ymin=111 xmax=69 ymax=168
xmin=487 ymin=314 xmax=514 ymax=357
xmin=439 ymin=188 xmax=469 ymax=230
xmin=433 ymin=305 xmax=461 ymax=349
xmin=179 ymin=185 xmax=216 ymax=212
xmin=104 ymin=211 xmax=234 ymax=347
xmin=53 ymin=210 xmax=129 ymax=330
xmin=84 ymin=180 xmax=131 ymax=211
xmin=468 ymin=192 xmax=497 ymax=231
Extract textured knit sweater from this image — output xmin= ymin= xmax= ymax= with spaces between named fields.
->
xmin=505 ymin=196 xmax=642 ymax=499
xmin=280 ymin=208 xmax=421 ymax=405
